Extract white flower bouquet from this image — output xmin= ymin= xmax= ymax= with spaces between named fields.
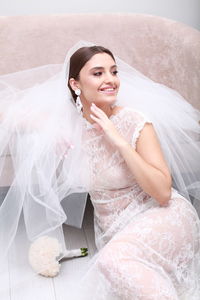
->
xmin=28 ymin=236 xmax=88 ymax=277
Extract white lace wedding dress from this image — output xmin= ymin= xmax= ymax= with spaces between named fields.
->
xmin=73 ymin=107 xmax=200 ymax=300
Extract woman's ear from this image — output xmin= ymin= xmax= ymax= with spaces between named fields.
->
xmin=69 ymin=78 xmax=79 ymax=92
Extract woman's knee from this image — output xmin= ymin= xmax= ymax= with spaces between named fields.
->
xmin=97 ymin=241 xmax=179 ymax=300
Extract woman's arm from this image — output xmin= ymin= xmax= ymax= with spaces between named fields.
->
xmin=90 ymin=104 xmax=172 ymax=206
xmin=117 ymin=123 xmax=172 ymax=206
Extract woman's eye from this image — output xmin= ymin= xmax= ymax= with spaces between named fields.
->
xmin=94 ymin=72 xmax=102 ymax=76
xmin=93 ymin=70 xmax=118 ymax=76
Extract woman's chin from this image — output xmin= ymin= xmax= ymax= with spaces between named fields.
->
xmin=96 ymin=96 xmax=117 ymax=106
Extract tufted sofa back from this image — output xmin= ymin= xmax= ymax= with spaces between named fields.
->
xmin=0 ymin=13 xmax=200 ymax=109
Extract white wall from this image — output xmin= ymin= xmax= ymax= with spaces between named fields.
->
xmin=0 ymin=0 xmax=199 ymax=30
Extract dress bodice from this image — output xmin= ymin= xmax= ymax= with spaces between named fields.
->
xmin=82 ymin=107 xmax=152 ymax=248
xmin=82 ymin=107 xmax=150 ymax=193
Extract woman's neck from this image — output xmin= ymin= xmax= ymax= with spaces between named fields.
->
xmin=82 ymin=103 xmax=114 ymax=124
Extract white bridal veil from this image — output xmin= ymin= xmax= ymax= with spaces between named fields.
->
xmin=0 ymin=40 xmax=200 ymax=289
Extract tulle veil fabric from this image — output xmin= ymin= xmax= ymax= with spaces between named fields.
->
xmin=0 ymin=40 xmax=200 ymax=295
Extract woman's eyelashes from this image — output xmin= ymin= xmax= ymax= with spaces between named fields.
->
xmin=112 ymin=70 xmax=118 ymax=75
xmin=93 ymin=70 xmax=118 ymax=76
xmin=93 ymin=72 xmax=102 ymax=76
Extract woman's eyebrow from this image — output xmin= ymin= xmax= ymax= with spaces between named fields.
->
xmin=90 ymin=65 xmax=117 ymax=71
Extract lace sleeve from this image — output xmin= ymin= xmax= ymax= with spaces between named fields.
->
xmin=129 ymin=109 xmax=152 ymax=149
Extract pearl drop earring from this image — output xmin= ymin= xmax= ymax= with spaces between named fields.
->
xmin=75 ymin=89 xmax=83 ymax=114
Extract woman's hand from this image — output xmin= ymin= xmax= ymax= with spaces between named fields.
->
xmin=90 ymin=103 xmax=127 ymax=148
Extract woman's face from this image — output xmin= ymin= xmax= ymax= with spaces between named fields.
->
xmin=73 ymin=53 xmax=120 ymax=106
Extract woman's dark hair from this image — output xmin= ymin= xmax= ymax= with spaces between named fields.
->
xmin=68 ymin=46 xmax=115 ymax=102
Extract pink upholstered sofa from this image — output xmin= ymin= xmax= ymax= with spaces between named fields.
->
xmin=0 ymin=13 xmax=200 ymax=224
xmin=1 ymin=13 xmax=200 ymax=108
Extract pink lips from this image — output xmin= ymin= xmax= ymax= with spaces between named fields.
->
xmin=99 ymin=86 xmax=116 ymax=94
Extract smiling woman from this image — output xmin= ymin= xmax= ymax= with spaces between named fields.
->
xmin=68 ymin=46 xmax=120 ymax=124
xmin=68 ymin=46 xmax=172 ymax=206
xmin=0 ymin=41 xmax=200 ymax=299
xmin=66 ymin=44 xmax=200 ymax=299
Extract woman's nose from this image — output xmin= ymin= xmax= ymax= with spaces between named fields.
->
xmin=104 ymin=72 xmax=114 ymax=83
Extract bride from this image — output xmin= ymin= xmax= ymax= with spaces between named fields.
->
xmin=0 ymin=41 xmax=200 ymax=299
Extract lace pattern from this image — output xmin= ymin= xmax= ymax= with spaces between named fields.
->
xmin=79 ymin=107 xmax=200 ymax=299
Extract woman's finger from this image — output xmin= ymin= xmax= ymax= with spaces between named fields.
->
xmin=90 ymin=113 xmax=103 ymax=127
xmin=90 ymin=103 xmax=107 ymax=120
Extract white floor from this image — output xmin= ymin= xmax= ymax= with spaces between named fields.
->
xmin=2 ymin=196 xmax=199 ymax=300
xmin=1 ymin=200 xmax=97 ymax=300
